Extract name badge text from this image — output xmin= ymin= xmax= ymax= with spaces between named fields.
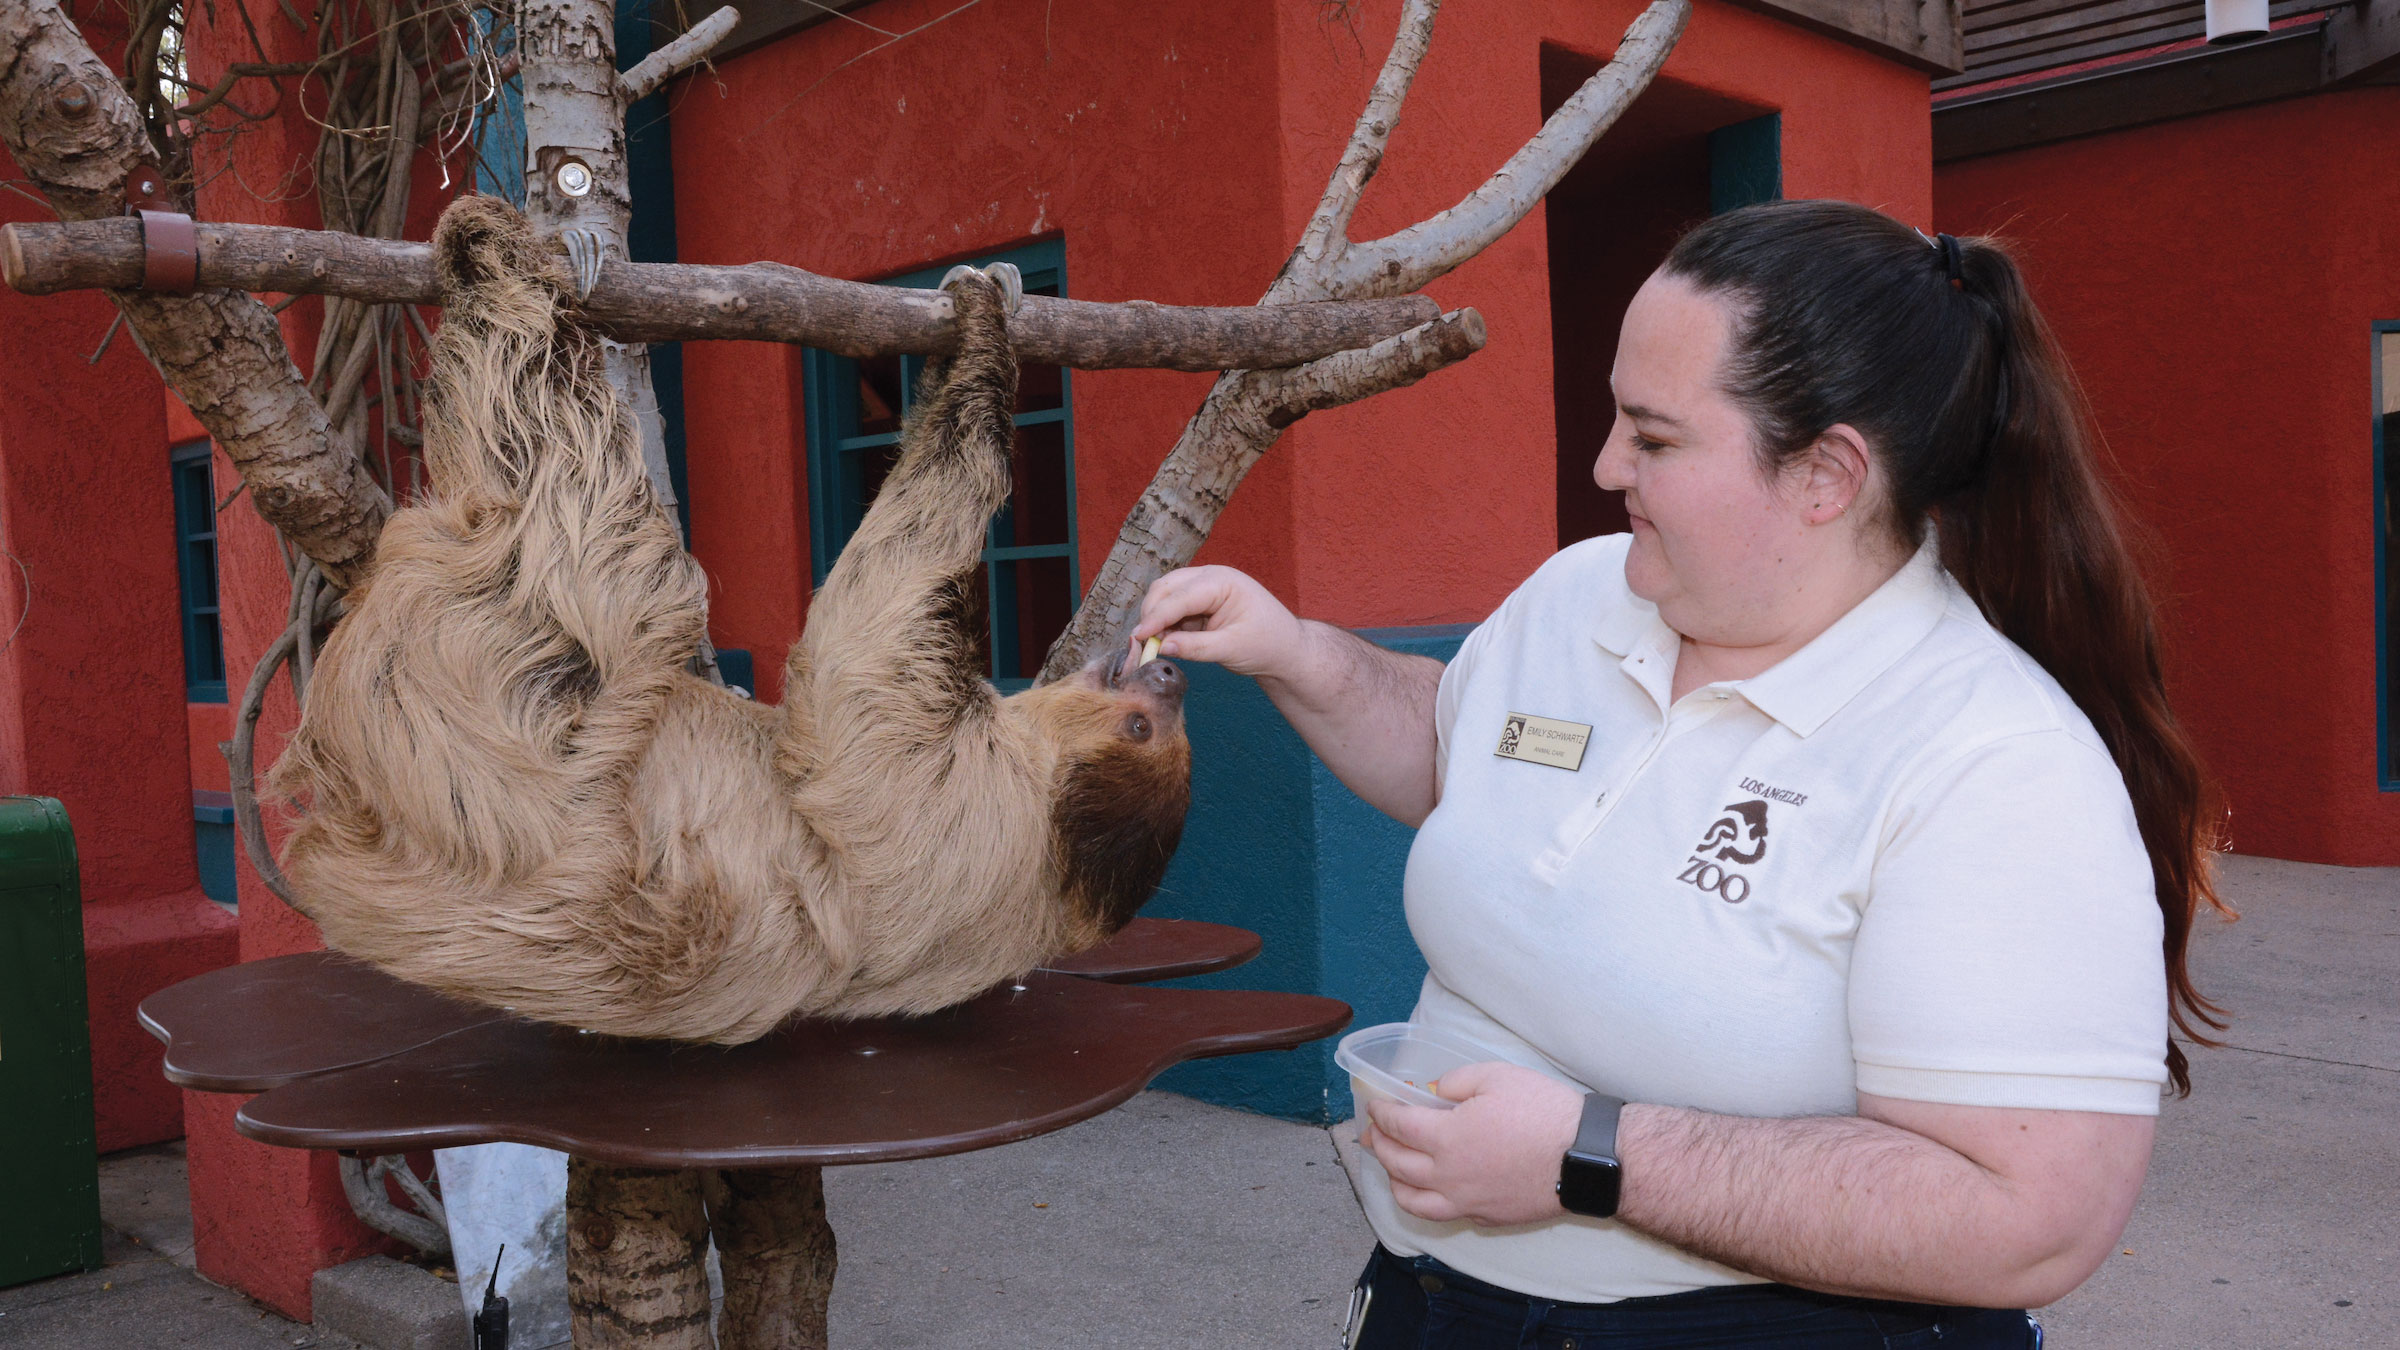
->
xmin=1494 ymin=712 xmax=1591 ymax=771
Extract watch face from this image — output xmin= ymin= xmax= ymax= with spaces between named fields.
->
xmin=1556 ymin=1151 xmax=1622 ymax=1219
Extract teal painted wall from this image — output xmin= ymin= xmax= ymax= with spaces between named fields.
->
xmin=1149 ymin=625 xmax=1471 ymax=1122
xmin=1708 ymin=112 xmax=1783 ymax=214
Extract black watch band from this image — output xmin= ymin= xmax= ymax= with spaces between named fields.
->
xmin=1555 ymin=1091 xmax=1627 ymax=1219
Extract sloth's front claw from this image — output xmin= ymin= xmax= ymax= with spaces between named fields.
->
xmin=940 ymin=261 xmax=1024 ymax=315
xmin=560 ymin=228 xmax=605 ymax=299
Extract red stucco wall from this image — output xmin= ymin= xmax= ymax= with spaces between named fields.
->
xmin=1937 ymin=89 xmax=2400 ymax=866
xmin=667 ymin=0 xmax=1931 ymax=698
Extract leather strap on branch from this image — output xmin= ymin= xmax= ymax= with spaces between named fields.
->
xmin=123 ymin=165 xmax=197 ymax=296
xmin=137 ymin=209 xmax=198 ymax=295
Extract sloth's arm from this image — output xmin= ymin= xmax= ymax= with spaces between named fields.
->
xmin=790 ymin=273 xmax=1020 ymax=732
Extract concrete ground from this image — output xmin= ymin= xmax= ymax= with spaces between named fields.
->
xmin=0 ymin=1139 xmax=363 ymax=1349
xmin=3 ymin=853 xmax=2390 ymax=1348
xmin=2030 ymin=854 xmax=2398 ymax=1348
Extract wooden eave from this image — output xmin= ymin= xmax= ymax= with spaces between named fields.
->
xmin=1938 ymin=0 xmax=2330 ymax=92
xmin=1724 ymin=0 xmax=1966 ymax=73
xmin=1935 ymin=2 xmax=2400 ymax=161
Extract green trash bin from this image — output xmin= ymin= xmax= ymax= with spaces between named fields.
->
xmin=0 ymin=796 xmax=104 ymax=1288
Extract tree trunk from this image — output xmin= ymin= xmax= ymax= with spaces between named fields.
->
xmin=0 ymin=0 xmax=386 ymax=587
xmin=704 ymin=1167 xmax=836 ymax=1350
xmin=565 ymin=1159 xmax=714 ymax=1348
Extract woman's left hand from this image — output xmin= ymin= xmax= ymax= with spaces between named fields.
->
xmin=1360 ymin=1061 xmax=1587 ymax=1226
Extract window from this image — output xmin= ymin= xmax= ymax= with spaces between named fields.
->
xmin=2377 ymin=325 xmax=2400 ymax=787
xmin=802 ymin=240 xmax=1079 ymax=689
xmin=171 ymin=441 xmax=227 ymax=703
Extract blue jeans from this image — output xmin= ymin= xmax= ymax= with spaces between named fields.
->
xmin=1348 ymin=1246 xmax=2042 ymax=1349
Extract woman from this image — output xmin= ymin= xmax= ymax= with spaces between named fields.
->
xmin=1129 ymin=200 xmax=2226 ymax=1348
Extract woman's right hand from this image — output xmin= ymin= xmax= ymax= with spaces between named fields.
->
xmin=1137 ymin=564 xmax=1445 ymax=825
xmin=1130 ymin=566 xmax=1310 ymax=683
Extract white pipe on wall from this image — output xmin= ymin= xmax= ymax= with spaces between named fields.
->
xmin=2206 ymin=0 xmax=2270 ymax=44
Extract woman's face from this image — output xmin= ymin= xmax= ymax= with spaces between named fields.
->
xmin=1596 ymin=271 xmax=1844 ymax=648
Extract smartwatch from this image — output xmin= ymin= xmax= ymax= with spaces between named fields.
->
xmin=1555 ymin=1091 xmax=1626 ymax=1219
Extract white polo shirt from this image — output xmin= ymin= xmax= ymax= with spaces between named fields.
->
xmin=1353 ymin=533 xmax=2168 ymax=1303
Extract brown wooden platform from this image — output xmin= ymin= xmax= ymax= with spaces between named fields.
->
xmin=138 ymin=914 xmax=1338 ymax=1349
xmin=138 ymin=915 xmax=1266 ymax=1094
xmin=136 ymin=914 xmax=1332 ymax=1166
xmin=229 ymin=972 xmax=1346 ymax=1167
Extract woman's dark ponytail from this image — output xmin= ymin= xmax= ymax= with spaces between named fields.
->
xmin=1665 ymin=201 xmax=2231 ymax=1094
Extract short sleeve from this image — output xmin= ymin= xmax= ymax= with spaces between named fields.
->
xmin=1849 ymin=730 xmax=2169 ymax=1115
xmin=1431 ymin=621 xmax=1493 ymax=788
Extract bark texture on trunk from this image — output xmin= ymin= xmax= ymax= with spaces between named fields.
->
xmin=0 ymin=0 xmax=386 ymax=587
xmin=565 ymin=1159 xmax=715 ymax=1349
xmin=704 ymin=1166 xmax=836 ymax=1350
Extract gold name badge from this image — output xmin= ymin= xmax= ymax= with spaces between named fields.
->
xmin=1494 ymin=712 xmax=1591 ymax=771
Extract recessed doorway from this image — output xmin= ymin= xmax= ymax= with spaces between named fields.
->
xmin=1544 ymin=49 xmax=1779 ymax=549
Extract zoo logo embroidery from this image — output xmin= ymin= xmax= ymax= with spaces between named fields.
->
xmin=1676 ymin=799 xmax=1770 ymax=904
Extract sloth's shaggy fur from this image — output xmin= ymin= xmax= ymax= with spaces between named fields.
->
xmin=270 ymin=197 xmax=1191 ymax=1043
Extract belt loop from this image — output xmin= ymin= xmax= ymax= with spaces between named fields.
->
xmin=1517 ymin=1295 xmax=1554 ymax=1349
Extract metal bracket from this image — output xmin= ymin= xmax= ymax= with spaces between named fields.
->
xmin=337 ymin=1152 xmax=452 ymax=1258
xmin=122 ymin=164 xmax=174 ymax=213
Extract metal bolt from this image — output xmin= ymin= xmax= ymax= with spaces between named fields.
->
xmin=554 ymin=159 xmax=593 ymax=197
xmin=52 ymin=81 xmax=92 ymax=118
xmin=580 ymin=1215 xmax=615 ymax=1249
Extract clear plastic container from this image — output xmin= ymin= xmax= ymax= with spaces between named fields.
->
xmin=1334 ymin=1022 xmax=1508 ymax=1112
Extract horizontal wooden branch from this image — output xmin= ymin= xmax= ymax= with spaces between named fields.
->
xmin=0 ymin=217 xmax=1442 ymax=370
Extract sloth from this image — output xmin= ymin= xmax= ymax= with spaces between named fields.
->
xmin=269 ymin=196 xmax=1192 ymax=1044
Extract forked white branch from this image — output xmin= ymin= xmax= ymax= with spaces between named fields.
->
xmin=1039 ymin=0 xmax=1692 ymax=680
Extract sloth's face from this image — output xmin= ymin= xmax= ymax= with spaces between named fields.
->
xmin=1009 ymin=653 xmax=1195 ymax=946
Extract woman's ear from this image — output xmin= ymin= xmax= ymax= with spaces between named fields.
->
xmin=1797 ymin=424 xmax=1874 ymax=526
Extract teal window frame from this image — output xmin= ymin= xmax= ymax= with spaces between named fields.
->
xmin=2375 ymin=321 xmax=2400 ymax=788
xmin=802 ymin=239 xmax=1079 ymax=690
xmin=171 ymin=440 xmax=227 ymax=704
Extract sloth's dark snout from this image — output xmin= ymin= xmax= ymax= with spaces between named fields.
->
xmin=1097 ymin=650 xmax=1185 ymax=707
xmin=1134 ymin=659 xmax=1185 ymax=704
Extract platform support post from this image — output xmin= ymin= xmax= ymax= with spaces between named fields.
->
xmin=706 ymin=1165 xmax=836 ymax=1350
xmin=565 ymin=1158 xmax=713 ymax=1348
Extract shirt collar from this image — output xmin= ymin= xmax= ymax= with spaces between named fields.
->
xmin=1588 ymin=537 xmax=1955 ymax=737
xmin=1591 ymin=567 xmax=1664 ymax=658
xmin=1734 ymin=538 xmax=1954 ymax=737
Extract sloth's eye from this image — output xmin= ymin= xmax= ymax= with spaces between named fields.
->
xmin=1123 ymin=713 xmax=1152 ymax=743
